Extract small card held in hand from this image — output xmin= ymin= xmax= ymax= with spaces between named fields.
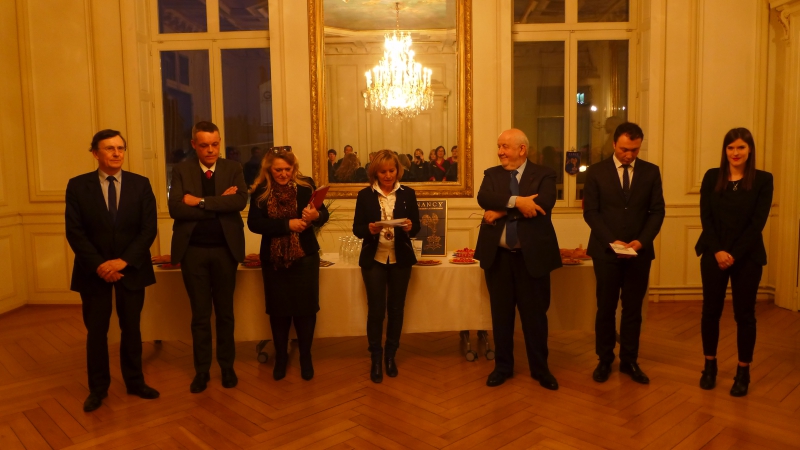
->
xmin=309 ymin=185 xmax=329 ymax=209
xmin=610 ymin=243 xmax=638 ymax=256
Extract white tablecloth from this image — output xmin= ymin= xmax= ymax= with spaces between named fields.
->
xmin=135 ymin=254 xmax=599 ymax=341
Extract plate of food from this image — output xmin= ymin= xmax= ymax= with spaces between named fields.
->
xmin=449 ymin=257 xmax=478 ymax=265
xmin=416 ymin=260 xmax=442 ymax=266
xmin=560 ymin=245 xmax=591 ymax=260
xmin=151 ymin=254 xmax=171 ymax=265
xmin=158 ymin=263 xmax=181 ymax=270
xmin=561 ymin=258 xmax=583 ymax=265
xmin=453 ymin=247 xmax=476 ymax=258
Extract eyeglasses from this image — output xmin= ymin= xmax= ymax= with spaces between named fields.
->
xmin=100 ymin=146 xmax=127 ymax=152
xmin=270 ymin=145 xmax=292 ymax=154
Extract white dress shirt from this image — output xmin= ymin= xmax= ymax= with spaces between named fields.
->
xmin=612 ymin=154 xmax=635 ymax=187
xmin=199 ymin=161 xmax=217 ymax=175
xmin=98 ymin=169 xmax=121 ymax=211
xmin=373 ymin=181 xmax=402 ymax=264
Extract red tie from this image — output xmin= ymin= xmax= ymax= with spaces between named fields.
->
xmin=205 ymin=170 xmax=213 ymax=179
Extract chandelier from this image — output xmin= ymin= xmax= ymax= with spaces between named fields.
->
xmin=364 ymin=2 xmax=433 ymax=121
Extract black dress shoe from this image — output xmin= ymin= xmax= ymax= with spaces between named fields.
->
xmin=83 ymin=391 xmax=107 ymax=412
xmin=486 ymin=370 xmax=512 ymax=387
xmin=370 ymin=360 xmax=383 ymax=383
xmin=619 ymin=362 xmax=650 ymax=384
xmin=385 ymin=357 xmax=398 ymax=378
xmin=273 ymin=355 xmax=288 ymax=381
xmin=221 ymin=368 xmax=238 ymax=388
xmin=730 ymin=365 xmax=750 ymax=397
xmin=300 ymin=355 xmax=314 ymax=381
xmin=190 ymin=372 xmax=210 ymax=393
xmin=593 ymin=361 xmax=612 ymax=383
xmin=127 ymin=384 xmax=160 ymax=399
xmin=532 ymin=370 xmax=559 ymax=390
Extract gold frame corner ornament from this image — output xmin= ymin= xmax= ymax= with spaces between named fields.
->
xmin=307 ymin=0 xmax=473 ymax=199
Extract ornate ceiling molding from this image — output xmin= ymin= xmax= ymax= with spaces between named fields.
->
xmin=771 ymin=0 xmax=800 ymax=41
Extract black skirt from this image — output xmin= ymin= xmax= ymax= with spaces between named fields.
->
xmin=261 ymin=253 xmax=321 ymax=316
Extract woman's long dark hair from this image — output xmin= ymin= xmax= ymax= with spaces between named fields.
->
xmin=715 ymin=127 xmax=757 ymax=193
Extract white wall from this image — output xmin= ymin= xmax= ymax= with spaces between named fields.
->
xmin=0 ymin=0 xmax=793 ymax=313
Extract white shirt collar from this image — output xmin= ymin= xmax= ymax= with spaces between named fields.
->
xmin=371 ymin=181 xmax=402 ymax=197
xmin=98 ymin=169 xmax=121 ymax=180
xmin=613 ymin=154 xmax=636 ymax=168
xmin=200 ymin=161 xmax=217 ymax=172
xmin=510 ymin=159 xmax=527 ymax=175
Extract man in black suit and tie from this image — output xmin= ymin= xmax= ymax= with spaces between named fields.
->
xmin=169 ymin=121 xmax=248 ymax=393
xmin=475 ymin=128 xmax=563 ymax=389
xmin=65 ymin=129 xmax=160 ymax=412
xmin=583 ymin=122 xmax=665 ymax=384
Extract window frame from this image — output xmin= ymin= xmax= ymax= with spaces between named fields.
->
xmin=510 ymin=0 xmax=639 ymax=209
xmin=148 ymin=0 xmax=272 ymax=211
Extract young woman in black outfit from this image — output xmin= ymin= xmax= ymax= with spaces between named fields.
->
xmin=247 ymin=149 xmax=329 ymax=381
xmin=695 ymin=128 xmax=773 ymax=397
xmin=353 ymin=150 xmax=421 ymax=383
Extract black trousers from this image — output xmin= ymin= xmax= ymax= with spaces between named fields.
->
xmin=484 ymin=249 xmax=551 ymax=376
xmin=79 ymin=281 xmax=145 ymax=393
xmin=180 ymin=245 xmax=238 ymax=373
xmin=593 ymin=256 xmax=652 ymax=364
xmin=361 ymin=262 xmax=412 ymax=358
xmin=700 ymin=254 xmax=761 ymax=363
xmin=269 ymin=315 xmax=316 ymax=359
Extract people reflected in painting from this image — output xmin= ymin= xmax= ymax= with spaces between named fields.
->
xmin=335 ymin=153 xmax=368 ymax=183
xmin=410 ymin=149 xmax=429 ymax=181
xmin=327 ymin=149 xmax=337 ymax=183
xmin=445 ymin=146 xmax=458 ymax=181
xmin=429 ymin=146 xmax=450 ymax=181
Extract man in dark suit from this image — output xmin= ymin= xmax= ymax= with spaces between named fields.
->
xmin=65 ymin=129 xmax=160 ymax=412
xmin=169 ymin=121 xmax=248 ymax=393
xmin=583 ymin=122 xmax=665 ymax=384
xmin=475 ymin=128 xmax=563 ymax=389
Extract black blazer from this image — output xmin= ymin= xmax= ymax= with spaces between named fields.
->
xmin=353 ymin=185 xmax=421 ymax=268
xmin=247 ymin=178 xmax=330 ymax=261
xmin=168 ymin=158 xmax=248 ymax=264
xmin=695 ymin=168 xmax=773 ymax=265
xmin=65 ymin=170 xmax=157 ymax=292
xmin=583 ymin=157 xmax=665 ymax=261
xmin=474 ymin=163 xmax=562 ymax=278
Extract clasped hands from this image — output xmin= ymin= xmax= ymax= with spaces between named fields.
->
xmin=183 ymin=186 xmax=239 ymax=206
xmin=96 ymin=258 xmax=127 ymax=283
xmin=714 ymin=251 xmax=735 ymax=270
xmin=290 ymin=205 xmax=321 ymax=233
xmin=613 ymin=240 xmax=643 ymax=259
xmin=482 ymin=194 xmax=546 ymax=224
xmin=368 ymin=219 xmax=413 ymax=235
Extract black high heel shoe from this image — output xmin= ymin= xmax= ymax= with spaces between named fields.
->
xmin=273 ymin=354 xmax=288 ymax=381
xmin=370 ymin=354 xmax=383 ymax=383
xmin=300 ymin=354 xmax=314 ymax=381
xmin=730 ymin=365 xmax=750 ymax=397
xmin=385 ymin=356 xmax=398 ymax=378
xmin=699 ymin=358 xmax=717 ymax=390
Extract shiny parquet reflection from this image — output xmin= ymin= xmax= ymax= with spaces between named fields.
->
xmin=0 ymin=302 xmax=799 ymax=449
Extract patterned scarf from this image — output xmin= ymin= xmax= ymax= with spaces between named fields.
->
xmin=267 ymin=181 xmax=305 ymax=269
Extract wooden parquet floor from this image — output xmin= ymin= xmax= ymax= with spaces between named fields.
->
xmin=1 ymin=302 xmax=799 ymax=449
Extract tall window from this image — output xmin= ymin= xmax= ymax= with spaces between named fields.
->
xmin=153 ymin=0 xmax=273 ymax=196
xmin=512 ymin=0 xmax=635 ymax=206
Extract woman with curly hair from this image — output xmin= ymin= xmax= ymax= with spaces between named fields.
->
xmin=247 ymin=149 xmax=329 ymax=381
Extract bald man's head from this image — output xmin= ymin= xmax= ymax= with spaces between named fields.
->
xmin=497 ymin=128 xmax=529 ymax=170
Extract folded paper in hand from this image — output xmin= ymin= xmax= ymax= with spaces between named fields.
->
xmin=375 ymin=218 xmax=406 ymax=226
xmin=309 ymin=185 xmax=329 ymax=209
xmin=610 ymin=243 xmax=638 ymax=256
